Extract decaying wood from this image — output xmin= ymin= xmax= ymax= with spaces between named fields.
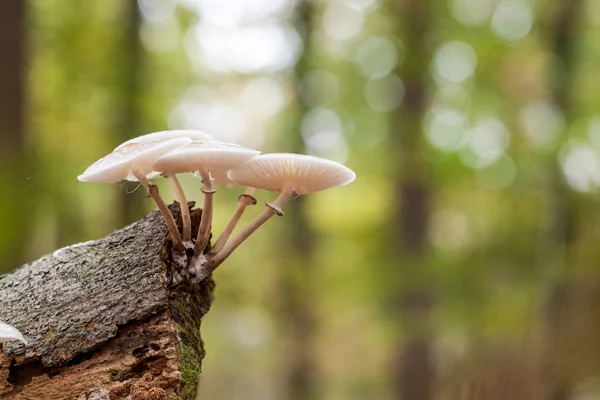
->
xmin=0 ymin=203 xmax=215 ymax=400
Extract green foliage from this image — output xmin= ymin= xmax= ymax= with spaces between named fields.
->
xmin=3 ymin=0 xmax=600 ymax=398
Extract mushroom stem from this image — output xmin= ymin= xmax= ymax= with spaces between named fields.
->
xmin=167 ymin=175 xmax=192 ymax=242
xmin=134 ymin=172 xmax=185 ymax=253
xmin=194 ymin=170 xmax=215 ymax=256
xmin=208 ymin=186 xmax=294 ymax=270
xmin=210 ymin=187 xmax=256 ymax=254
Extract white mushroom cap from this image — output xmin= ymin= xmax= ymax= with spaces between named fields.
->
xmin=153 ymin=141 xmax=260 ymax=176
xmin=115 ymin=130 xmax=213 ymax=151
xmin=78 ymin=137 xmax=192 ymax=183
xmin=227 ymin=153 xmax=355 ymax=194
xmin=0 ymin=321 xmax=27 ymax=344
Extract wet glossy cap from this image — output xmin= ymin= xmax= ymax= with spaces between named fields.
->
xmin=227 ymin=153 xmax=356 ymax=194
xmin=78 ymin=137 xmax=191 ymax=183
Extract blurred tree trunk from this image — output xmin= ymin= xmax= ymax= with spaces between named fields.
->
xmin=115 ymin=0 xmax=146 ymax=224
xmin=542 ymin=1 xmax=583 ymax=399
xmin=279 ymin=195 xmax=316 ymax=400
xmin=0 ymin=2 xmax=25 ymax=152
xmin=389 ymin=1 xmax=435 ymax=399
xmin=275 ymin=1 xmax=318 ymax=399
xmin=541 ymin=0 xmax=580 ymax=270
xmin=0 ymin=0 xmax=30 ymax=271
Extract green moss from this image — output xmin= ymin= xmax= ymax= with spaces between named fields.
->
xmin=179 ymin=342 xmax=202 ymax=400
xmin=178 ymin=338 xmax=203 ymax=399
xmin=162 ymin=207 xmax=215 ymax=400
xmin=169 ymin=281 xmax=214 ymax=400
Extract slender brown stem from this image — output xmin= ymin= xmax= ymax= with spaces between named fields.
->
xmin=208 ymin=207 xmax=276 ymax=271
xmin=210 ymin=187 xmax=256 ymax=254
xmin=148 ymin=185 xmax=185 ymax=253
xmin=194 ymin=170 xmax=214 ymax=255
xmin=167 ymin=175 xmax=191 ymax=241
xmin=134 ymin=171 xmax=185 ymax=253
xmin=209 ymin=186 xmax=294 ymax=269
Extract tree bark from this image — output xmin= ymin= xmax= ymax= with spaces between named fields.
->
xmin=0 ymin=204 xmax=214 ymax=400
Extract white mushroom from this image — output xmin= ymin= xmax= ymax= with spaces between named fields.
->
xmin=78 ymin=138 xmax=192 ymax=252
xmin=205 ymin=153 xmax=356 ymax=273
xmin=0 ymin=321 xmax=27 ymax=344
xmin=152 ymin=141 xmax=260 ymax=256
xmin=115 ymin=130 xmax=214 ymax=240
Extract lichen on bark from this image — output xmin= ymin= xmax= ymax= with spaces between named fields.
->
xmin=0 ymin=203 xmax=214 ymax=399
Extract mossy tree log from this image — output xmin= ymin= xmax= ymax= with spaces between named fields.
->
xmin=0 ymin=203 xmax=214 ymax=400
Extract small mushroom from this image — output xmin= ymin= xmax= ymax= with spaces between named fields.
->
xmin=78 ymin=137 xmax=192 ymax=252
xmin=0 ymin=321 xmax=27 ymax=344
xmin=152 ymin=141 xmax=260 ymax=256
xmin=115 ymin=130 xmax=214 ymax=240
xmin=206 ymin=153 xmax=355 ymax=272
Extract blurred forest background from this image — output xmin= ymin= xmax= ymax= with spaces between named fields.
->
xmin=2 ymin=0 xmax=600 ymax=399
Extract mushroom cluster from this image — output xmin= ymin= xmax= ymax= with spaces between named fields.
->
xmin=78 ymin=130 xmax=355 ymax=280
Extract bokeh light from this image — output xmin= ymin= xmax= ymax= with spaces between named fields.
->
xmin=179 ymin=0 xmax=289 ymax=27
xmin=433 ymin=41 xmax=478 ymax=84
xmin=560 ymin=141 xmax=600 ymax=193
xmin=239 ymin=77 xmax=288 ymax=119
xmin=187 ymin=22 xmax=301 ymax=73
xmin=520 ymin=100 xmax=564 ymax=149
xmin=322 ymin=1 xmax=364 ymax=41
xmin=354 ymin=36 xmax=401 ymax=79
xmin=139 ymin=0 xmax=176 ymax=22
xmin=459 ymin=118 xmax=510 ymax=169
xmin=490 ymin=0 xmax=533 ymax=42
xmin=363 ymin=74 xmax=404 ymax=112
xmin=301 ymin=107 xmax=348 ymax=161
xmin=450 ymin=0 xmax=495 ymax=27
xmin=425 ymin=108 xmax=469 ymax=152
